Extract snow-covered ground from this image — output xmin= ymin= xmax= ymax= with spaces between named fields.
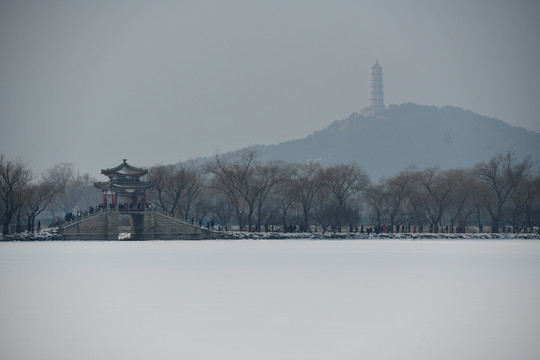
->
xmin=1 ymin=240 xmax=539 ymax=360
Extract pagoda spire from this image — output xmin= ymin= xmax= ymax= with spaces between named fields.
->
xmin=370 ymin=60 xmax=384 ymax=115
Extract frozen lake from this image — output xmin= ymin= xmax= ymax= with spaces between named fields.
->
xmin=1 ymin=240 xmax=539 ymax=360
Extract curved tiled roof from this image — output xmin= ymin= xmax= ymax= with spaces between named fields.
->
xmin=94 ymin=181 xmax=152 ymax=191
xmin=95 ymin=159 xmax=152 ymax=192
xmin=101 ymin=159 xmax=148 ymax=177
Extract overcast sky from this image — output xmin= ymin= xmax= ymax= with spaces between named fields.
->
xmin=1 ymin=0 xmax=539 ymax=177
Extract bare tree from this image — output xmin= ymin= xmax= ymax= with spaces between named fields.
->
xmin=0 ymin=155 xmax=33 ymax=234
xmin=322 ymin=163 xmax=370 ymax=229
xmin=404 ymin=173 xmax=427 ymax=231
xmin=271 ymin=175 xmax=297 ymax=232
xmin=383 ymin=168 xmax=414 ymax=232
xmin=311 ymin=190 xmax=334 ymax=233
xmin=45 ymin=163 xmax=98 ymax=215
xmin=206 ymin=150 xmax=257 ymax=231
xmin=252 ymin=161 xmax=285 ymax=231
xmin=207 ymin=152 xmax=283 ymax=232
xmin=178 ymin=162 xmax=205 ymax=221
xmin=474 ymin=152 xmax=535 ymax=233
xmin=147 ymin=164 xmax=190 ymax=215
xmin=529 ymin=175 xmax=540 ymax=229
xmin=445 ymin=169 xmax=476 ymax=232
xmin=23 ymin=180 xmax=58 ymax=232
xmin=364 ymin=183 xmax=386 ymax=229
xmin=506 ymin=176 xmax=539 ymax=232
xmin=288 ymin=162 xmax=323 ymax=231
xmin=208 ymin=191 xmax=234 ymax=229
xmin=147 ymin=165 xmax=167 ymax=211
xmin=413 ymin=168 xmax=455 ymax=233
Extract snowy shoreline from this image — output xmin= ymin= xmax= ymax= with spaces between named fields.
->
xmin=1 ymin=228 xmax=539 ymax=241
xmin=227 ymin=231 xmax=540 ymax=240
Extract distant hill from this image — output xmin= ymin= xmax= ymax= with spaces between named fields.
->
xmin=240 ymin=103 xmax=540 ymax=179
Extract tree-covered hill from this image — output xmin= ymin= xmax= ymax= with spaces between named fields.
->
xmin=246 ymin=103 xmax=540 ymax=179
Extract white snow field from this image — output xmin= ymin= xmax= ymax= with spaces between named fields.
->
xmin=1 ymin=240 xmax=539 ymax=360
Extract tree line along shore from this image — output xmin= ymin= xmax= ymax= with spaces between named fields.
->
xmin=1 ymin=150 xmax=539 ymax=237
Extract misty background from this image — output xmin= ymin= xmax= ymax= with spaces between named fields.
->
xmin=1 ymin=0 xmax=539 ymax=176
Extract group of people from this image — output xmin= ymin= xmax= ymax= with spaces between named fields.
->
xmin=117 ymin=202 xmax=145 ymax=211
xmin=63 ymin=204 xmax=106 ymax=223
xmin=53 ymin=205 xmax=540 ymax=234
xmin=249 ymin=223 xmax=484 ymax=234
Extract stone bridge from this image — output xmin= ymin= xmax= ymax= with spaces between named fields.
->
xmin=61 ymin=210 xmax=219 ymax=240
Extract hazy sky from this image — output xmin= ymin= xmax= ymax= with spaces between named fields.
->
xmin=1 ymin=0 xmax=539 ymax=177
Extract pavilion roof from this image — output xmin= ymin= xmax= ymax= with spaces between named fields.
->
xmin=94 ymin=181 xmax=153 ymax=191
xmin=101 ymin=159 xmax=148 ymax=177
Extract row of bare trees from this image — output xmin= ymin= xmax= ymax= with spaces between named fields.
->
xmin=145 ymin=151 xmax=370 ymax=233
xmin=0 ymin=156 xmax=99 ymax=234
xmin=146 ymin=150 xmax=539 ymax=233
xmin=364 ymin=156 xmax=538 ymax=233
xmin=1 ymin=150 xmax=539 ymax=235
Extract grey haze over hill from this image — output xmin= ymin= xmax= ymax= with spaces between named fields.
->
xmin=232 ymin=103 xmax=540 ymax=179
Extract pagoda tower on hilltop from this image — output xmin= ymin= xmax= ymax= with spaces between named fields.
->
xmin=370 ymin=60 xmax=384 ymax=115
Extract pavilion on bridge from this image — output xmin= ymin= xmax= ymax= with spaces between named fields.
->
xmin=94 ymin=159 xmax=152 ymax=211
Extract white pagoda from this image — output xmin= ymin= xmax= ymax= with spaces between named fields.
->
xmin=362 ymin=60 xmax=385 ymax=117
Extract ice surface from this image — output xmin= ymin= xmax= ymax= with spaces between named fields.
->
xmin=1 ymin=240 xmax=540 ymax=360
